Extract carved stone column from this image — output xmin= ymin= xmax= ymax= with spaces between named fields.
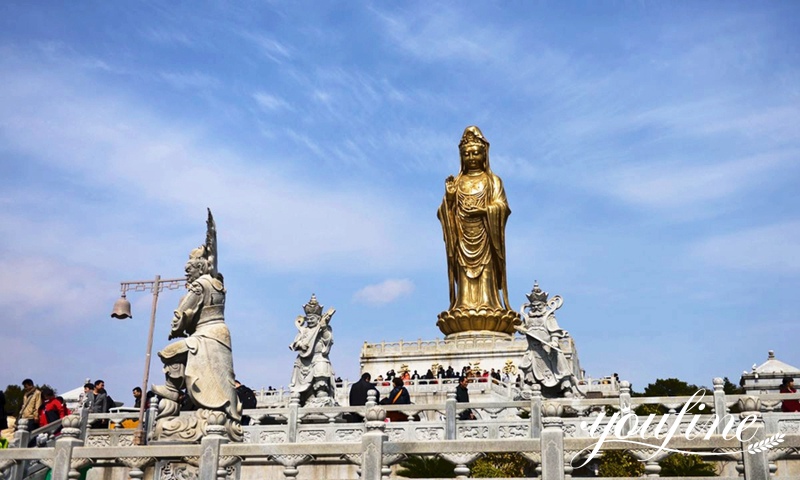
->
xmin=738 ymin=397 xmax=769 ymax=480
xmin=361 ymin=400 xmax=387 ymax=480
xmin=198 ymin=412 xmax=230 ymax=480
xmin=287 ymin=392 xmax=300 ymax=443
xmin=49 ymin=415 xmax=87 ymax=480
xmin=541 ymin=417 xmax=565 ymax=480
xmin=7 ymin=419 xmax=30 ymax=480
xmin=445 ymin=391 xmax=457 ymax=440
xmin=528 ymin=384 xmax=542 ymax=438
xmin=618 ymin=381 xmax=633 ymax=435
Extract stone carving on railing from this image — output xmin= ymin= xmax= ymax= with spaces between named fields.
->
xmin=119 ymin=457 xmax=156 ymax=480
xmin=440 ymin=452 xmax=483 ymax=479
xmin=152 ymin=210 xmax=242 ymax=442
xmin=289 ymin=294 xmax=337 ymax=407
xmin=516 ymin=282 xmax=583 ymax=398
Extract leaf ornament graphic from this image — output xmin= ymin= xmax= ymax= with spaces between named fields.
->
xmin=747 ymin=433 xmax=785 ymax=454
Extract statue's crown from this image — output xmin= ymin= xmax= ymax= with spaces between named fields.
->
xmin=303 ymin=293 xmax=323 ymax=316
xmin=526 ymin=281 xmax=549 ymax=304
xmin=459 ymin=126 xmax=488 ymax=150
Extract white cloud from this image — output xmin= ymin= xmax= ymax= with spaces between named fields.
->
xmin=253 ymin=91 xmax=289 ymax=111
xmin=353 ymin=279 xmax=415 ymax=305
xmin=691 ymin=221 xmax=800 ymax=273
xmin=0 ymin=56 xmax=432 ymax=274
xmin=587 ymin=151 xmax=795 ymax=213
xmin=238 ymin=31 xmax=291 ymax=63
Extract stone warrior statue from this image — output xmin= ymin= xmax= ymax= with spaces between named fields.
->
xmin=289 ymin=294 xmax=337 ymax=407
xmin=515 ymin=282 xmax=583 ymax=398
xmin=152 ymin=209 xmax=241 ymax=441
xmin=437 ymin=126 xmax=520 ymax=337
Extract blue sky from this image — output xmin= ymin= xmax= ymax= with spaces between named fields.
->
xmin=1 ymin=1 xmax=799 ymax=402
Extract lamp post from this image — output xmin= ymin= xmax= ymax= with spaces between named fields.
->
xmin=111 ymin=275 xmax=185 ymax=445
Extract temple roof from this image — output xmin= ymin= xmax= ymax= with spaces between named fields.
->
xmin=751 ymin=350 xmax=800 ymax=375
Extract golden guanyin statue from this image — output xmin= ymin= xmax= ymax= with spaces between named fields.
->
xmin=437 ymin=126 xmax=520 ymax=336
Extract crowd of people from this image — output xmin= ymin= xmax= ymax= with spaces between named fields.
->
xmin=0 ymin=378 xmax=159 ymax=440
xmin=344 ymin=372 xmax=475 ymax=423
xmin=374 ymin=365 xmax=523 ymax=387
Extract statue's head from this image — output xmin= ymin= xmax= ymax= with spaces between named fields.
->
xmin=525 ymin=282 xmax=549 ymax=314
xmin=459 ymin=125 xmax=490 ymax=173
xmin=185 ymin=246 xmax=210 ymax=282
xmin=303 ymin=294 xmax=323 ymax=317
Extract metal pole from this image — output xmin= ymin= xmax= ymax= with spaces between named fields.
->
xmin=134 ymin=274 xmax=161 ymax=446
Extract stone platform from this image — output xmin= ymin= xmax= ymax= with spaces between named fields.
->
xmin=359 ymin=332 xmax=583 ymax=389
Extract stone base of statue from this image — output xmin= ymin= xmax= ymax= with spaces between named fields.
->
xmin=436 ymin=307 xmax=521 ymax=337
xmin=153 ymin=407 xmax=242 ymax=443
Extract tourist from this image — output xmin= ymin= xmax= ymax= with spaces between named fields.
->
xmin=132 ymin=387 xmax=143 ymax=409
xmin=90 ymin=380 xmax=111 ymax=428
xmin=348 ymin=372 xmax=378 ymax=423
xmin=235 ymin=379 xmax=258 ymax=425
xmin=781 ymin=377 xmax=800 ymax=412
xmin=384 ymin=377 xmax=411 ymax=422
xmin=79 ymin=382 xmax=94 ymax=409
xmin=411 ymin=370 xmax=420 ymax=380
xmin=20 ymin=379 xmax=42 ymax=430
xmin=455 ymin=376 xmax=475 ymax=420
xmin=38 ymin=387 xmax=67 ymax=427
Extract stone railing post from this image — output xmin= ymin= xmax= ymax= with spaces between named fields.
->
xmin=198 ymin=412 xmax=227 ymax=480
xmin=738 ymin=396 xmax=769 ymax=480
xmin=528 ymin=384 xmax=542 ymax=438
xmin=145 ymin=401 xmax=159 ymax=443
xmin=712 ymin=377 xmax=729 ymax=434
xmin=618 ymin=381 xmax=633 ymax=435
xmin=287 ymin=392 xmax=300 ymax=443
xmin=445 ymin=391 xmax=457 ymax=440
xmin=78 ymin=391 xmax=94 ymax=440
xmin=361 ymin=400 xmax=387 ymax=480
xmin=49 ymin=415 xmax=85 ymax=480
xmin=540 ymin=417 xmax=565 ymax=480
xmin=8 ymin=419 xmax=31 ymax=480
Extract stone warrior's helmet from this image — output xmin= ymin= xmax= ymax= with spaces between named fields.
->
xmin=458 ymin=125 xmax=491 ymax=172
xmin=187 ymin=208 xmax=219 ymax=280
xmin=303 ymin=294 xmax=324 ymax=316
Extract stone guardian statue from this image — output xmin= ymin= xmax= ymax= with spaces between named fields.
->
xmin=152 ymin=209 xmax=242 ymax=441
xmin=289 ymin=294 xmax=337 ymax=407
xmin=437 ymin=126 xmax=520 ymax=337
xmin=515 ymin=282 xmax=583 ymax=398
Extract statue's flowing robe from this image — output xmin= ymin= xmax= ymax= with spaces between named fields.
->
xmin=160 ymin=274 xmax=240 ymax=421
xmin=519 ymin=314 xmax=572 ymax=388
xmin=438 ymin=171 xmax=511 ymax=311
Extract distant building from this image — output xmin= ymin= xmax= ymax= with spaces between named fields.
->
xmin=740 ymin=350 xmax=800 ymax=394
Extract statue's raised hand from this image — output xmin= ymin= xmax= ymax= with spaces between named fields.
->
xmin=445 ymin=175 xmax=456 ymax=195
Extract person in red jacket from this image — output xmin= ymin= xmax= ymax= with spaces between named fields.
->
xmin=38 ymin=386 xmax=67 ymax=426
xmin=780 ymin=377 xmax=800 ymax=412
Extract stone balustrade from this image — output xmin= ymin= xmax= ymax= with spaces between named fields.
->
xmin=3 ymin=380 xmax=800 ymax=480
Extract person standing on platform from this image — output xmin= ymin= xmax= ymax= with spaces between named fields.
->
xmin=20 ymin=379 xmax=42 ymax=430
xmin=781 ymin=377 xmax=800 ymax=412
xmin=455 ymin=376 xmax=475 ymax=420
xmin=347 ymin=372 xmax=378 ymax=422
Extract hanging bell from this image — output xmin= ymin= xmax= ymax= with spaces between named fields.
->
xmin=111 ymin=295 xmax=132 ymax=319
